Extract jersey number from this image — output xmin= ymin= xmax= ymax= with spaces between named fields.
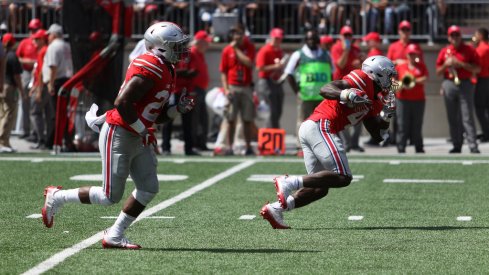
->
xmin=142 ymin=90 xmax=170 ymax=122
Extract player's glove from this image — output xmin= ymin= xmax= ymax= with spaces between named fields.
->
xmin=340 ymin=88 xmax=372 ymax=105
xmin=177 ymin=88 xmax=195 ymax=114
xmin=380 ymin=104 xmax=396 ymax=122
xmin=141 ymin=127 xmax=157 ymax=147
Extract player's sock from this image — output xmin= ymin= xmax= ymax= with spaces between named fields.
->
xmin=285 ymin=195 xmax=295 ymax=211
xmin=53 ymin=188 xmax=80 ymax=204
xmin=270 ymin=201 xmax=283 ymax=211
xmin=106 ymin=211 xmax=136 ymax=239
xmin=89 ymin=186 xmax=112 ymax=205
xmin=287 ymin=176 xmax=303 ymax=190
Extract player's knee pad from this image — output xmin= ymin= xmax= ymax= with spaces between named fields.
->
xmin=89 ymin=187 xmax=115 ymax=206
xmin=132 ymin=189 xmax=156 ymax=206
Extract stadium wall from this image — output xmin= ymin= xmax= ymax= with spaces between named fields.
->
xmin=124 ymin=42 xmax=474 ymax=138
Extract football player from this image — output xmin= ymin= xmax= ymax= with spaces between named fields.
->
xmin=260 ymin=56 xmax=397 ymax=229
xmin=41 ymin=22 xmax=194 ymax=249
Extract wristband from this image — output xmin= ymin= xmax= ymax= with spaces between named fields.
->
xmin=340 ymin=89 xmax=350 ymax=102
xmin=379 ymin=111 xmax=391 ymax=122
xmin=167 ymin=105 xmax=178 ymax=119
xmin=130 ymin=119 xmax=146 ymax=134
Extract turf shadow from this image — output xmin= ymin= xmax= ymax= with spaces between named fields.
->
xmin=139 ymin=247 xmax=320 ymax=253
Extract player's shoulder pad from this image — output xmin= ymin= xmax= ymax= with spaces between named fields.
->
xmin=131 ymin=53 xmax=166 ymax=80
xmin=344 ymin=69 xmax=368 ymax=90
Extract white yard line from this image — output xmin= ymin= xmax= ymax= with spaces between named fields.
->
xmin=21 ymin=160 xmax=255 ymax=275
xmin=457 ymin=216 xmax=472 ymax=221
xmin=348 ymin=216 xmax=364 ymax=221
xmin=383 ymin=179 xmax=464 ymax=183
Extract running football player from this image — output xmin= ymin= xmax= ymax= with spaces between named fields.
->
xmin=41 ymin=22 xmax=194 ymax=248
xmin=260 ymin=56 xmax=398 ymax=229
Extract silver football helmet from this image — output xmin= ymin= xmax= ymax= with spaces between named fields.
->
xmin=144 ymin=22 xmax=190 ymax=63
xmin=361 ymin=55 xmax=398 ymax=94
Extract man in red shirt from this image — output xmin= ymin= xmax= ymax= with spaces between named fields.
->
xmin=16 ymin=18 xmax=42 ymax=139
xmin=363 ymin=32 xmax=383 ymax=57
xmin=331 ymin=25 xmax=363 ymax=152
xmin=387 ymin=20 xmax=422 ymax=66
xmin=41 ymin=22 xmax=194 ymax=249
xmin=260 ymin=56 xmax=397 ymax=229
xmin=220 ymin=25 xmax=255 ymax=155
xmin=473 ymin=28 xmax=489 ymax=142
xmin=395 ymin=44 xmax=429 ymax=153
xmin=436 ymin=25 xmax=481 ymax=153
xmin=256 ymin=27 xmax=285 ymax=128
xmin=190 ymin=30 xmax=211 ymax=150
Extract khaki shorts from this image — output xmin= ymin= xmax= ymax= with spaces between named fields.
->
xmin=225 ymin=85 xmax=255 ymax=122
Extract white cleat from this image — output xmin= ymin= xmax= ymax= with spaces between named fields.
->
xmin=260 ymin=203 xmax=290 ymax=229
xmin=102 ymin=231 xmax=142 ymax=250
xmin=274 ymin=175 xmax=292 ymax=209
xmin=42 ymin=186 xmax=62 ymax=228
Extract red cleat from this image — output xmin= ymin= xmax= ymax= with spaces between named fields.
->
xmin=260 ymin=203 xmax=290 ymax=229
xmin=42 ymin=186 xmax=62 ymax=228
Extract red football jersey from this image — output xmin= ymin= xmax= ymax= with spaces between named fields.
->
xmin=308 ymin=69 xmax=384 ymax=133
xmin=106 ymin=52 xmax=176 ymax=132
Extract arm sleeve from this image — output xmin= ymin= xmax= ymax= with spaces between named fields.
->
xmin=284 ymin=51 xmax=300 ymax=75
xmin=219 ymin=48 xmax=228 ymax=73
xmin=255 ymin=48 xmax=266 ymax=69
xmin=436 ymin=49 xmax=446 ymax=67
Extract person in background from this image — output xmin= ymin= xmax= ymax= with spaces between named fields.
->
xmin=0 ymin=33 xmax=23 ymax=153
xmin=472 ymin=27 xmax=489 ymax=142
xmin=331 ymin=25 xmax=363 ymax=152
xmin=285 ymin=29 xmax=333 ymax=156
xmin=395 ymin=44 xmax=428 ymax=153
xmin=436 ymin=25 xmax=480 ymax=154
xmin=255 ymin=27 xmax=285 ymax=129
xmin=29 ymin=29 xmax=52 ymax=150
xmin=16 ymin=18 xmax=41 ymax=140
xmin=190 ymin=30 xmax=212 ymax=151
xmin=364 ymin=32 xmax=383 ymax=57
xmin=219 ymin=25 xmax=255 ymax=155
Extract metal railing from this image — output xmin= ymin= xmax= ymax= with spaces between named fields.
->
xmin=5 ymin=0 xmax=489 ymax=42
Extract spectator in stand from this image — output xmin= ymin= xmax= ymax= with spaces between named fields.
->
xmin=0 ymin=34 xmax=24 ymax=153
xmin=220 ymin=25 xmax=255 ymax=155
xmin=363 ymin=0 xmax=387 ymax=33
xmin=298 ymin=0 xmax=322 ymax=33
xmin=472 ymin=28 xmax=489 ymax=142
xmin=285 ymin=29 xmax=333 ymax=155
xmin=42 ymin=24 xmax=74 ymax=151
xmin=190 ymin=30 xmax=212 ymax=151
xmin=395 ymin=44 xmax=428 ymax=153
xmin=29 ymin=29 xmax=52 ymax=150
xmin=384 ymin=0 xmax=411 ymax=35
xmin=161 ymin=36 xmax=199 ymax=156
xmin=16 ymin=18 xmax=42 ymax=140
xmin=162 ymin=0 xmax=189 ymax=25
xmin=197 ymin=0 xmax=217 ymax=33
xmin=256 ymin=28 xmax=286 ymax=129
xmin=331 ymin=25 xmax=363 ymax=152
xmin=363 ymin=32 xmax=383 ymax=57
xmin=436 ymin=25 xmax=480 ymax=154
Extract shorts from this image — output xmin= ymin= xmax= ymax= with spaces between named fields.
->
xmin=299 ymin=119 xmax=351 ymax=176
xmin=225 ymin=85 xmax=255 ymax=122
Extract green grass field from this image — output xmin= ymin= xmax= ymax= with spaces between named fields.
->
xmin=2 ymin=154 xmax=489 ymax=274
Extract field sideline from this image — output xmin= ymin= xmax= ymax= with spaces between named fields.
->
xmin=2 ymin=154 xmax=489 ymax=274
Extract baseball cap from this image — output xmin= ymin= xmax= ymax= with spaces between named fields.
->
xmin=28 ymin=18 xmax=42 ymax=30
xmin=398 ymin=20 xmax=412 ymax=30
xmin=320 ymin=35 xmax=334 ymax=45
xmin=270 ymin=28 xmax=284 ymax=39
xmin=363 ymin=32 xmax=381 ymax=42
xmin=2 ymin=33 xmax=15 ymax=45
xmin=448 ymin=25 xmax=461 ymax=36
xmin=194 ymin=30 xmax=212 ymax=42
xmin=46 ymin=23 xmax=63 ymax=35
xmin=340 ymin=25 xmax=353 ymax=35
xmin=32 ymin=29 xmax=48 ymax=39
xmin=406 ymin=43 xmax=421 ymax=55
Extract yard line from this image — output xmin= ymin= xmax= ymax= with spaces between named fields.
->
xmin=21 ymin=160 xmax=255 ymax=275
xmin=239 ymin=215 xmax=256 ymax=220
xmin=348 ymin=216 xmax=364 ymax=221
xmin=383 ymin=179 xmax=464 ymax=183
xmin=457 ymin=216 xmax=472 ymax=221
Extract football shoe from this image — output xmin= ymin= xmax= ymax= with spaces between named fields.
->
xmin=260 ymin=203 xmax=290 ymax=229
xmin=102 ymin=231 xmax=142 ymax=250
xmin=42 ymin=186 xmax=62 ymax=228
xmin=274 ymin=175 xmax=292 ymax=209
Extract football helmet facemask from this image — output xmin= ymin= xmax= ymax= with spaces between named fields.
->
xmin=144 ymin=22 xmax=190 ymax=64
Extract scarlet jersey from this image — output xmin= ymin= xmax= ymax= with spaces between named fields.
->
xmin=106 ymin=52 xmax=175 ymax=132
xmin=308 ymin=69 xmax=384 ymax=133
